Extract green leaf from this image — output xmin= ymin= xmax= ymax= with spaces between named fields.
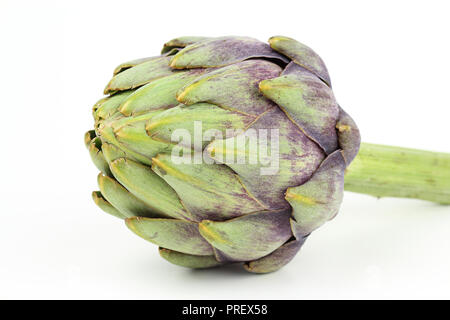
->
xmin=161 ymin=36 xmax=212 ymax=54
xmin=109 ymin=158 xmax=191 ymax=220
xmin=159 ymin=248 xmax=221 ymax=269
xmin=244 ymin=237 xmax=306 ymax=273
xmin=147 ymin=103 xmax=255 ymax=149
xmin=206 ymin=107 xmax=325 ymax=210
xmin=151 ymin=153 xmax=266 ymax=221
xmin=126 ymin=217 xmax=214 ymax=256
xmin=286 ymin=151 xmax=346 ymax=237
xmin=259 ymin=63 xmax=340 ymax=154
xmin=113 ymin=56 xmax=161 ymax=75
xmin=101 ymin=142 xmax=127 ymax=164
xmin=93 ymin=90 xmax=135 ymax=121
xmin=84 ymin=130 xmax=96 ymax=149
xmin=176 ymin=60 xmax=281 ymax=115
xmin=110 ymin=112 xmax=172 ymax=159
xmin=170 ymin=36 xmax=288 ymax=69
xmin=97 ymin=117 xmax=155 ymax=166
xmin=104 ymin=56 xmax=173 ymax=94
xmin=269 ymin=36 xmax=331 ymax=86
xmin=92 ymin=191 xmax=126 ymax=219
xmin=119 ymin=69 xmax=205 ymax=116
xmin=97 ymin=173 xmax=165 ymax=218
xmin=89 ymin=137 xmax=112 ymax=176
xmin=198 ymin=209 xmax=292 ymax=261
xmin=336 ymin=107 xmax=361 ymax=165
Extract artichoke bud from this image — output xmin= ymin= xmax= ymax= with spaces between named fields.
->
xmin=86 ymin=36 xmax=360 ymax=273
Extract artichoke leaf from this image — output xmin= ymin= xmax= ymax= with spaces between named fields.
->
xmin=286 ymin=150 xmax=346 ymax=237
xmin=259 ymin=63 xmax=340 ymax=154
xmin=206 ymin=107 xmax=325 ymax=210
xmin=119 ymin=69 xmax=206 ymax=116
xmin=84 ymin=130 xmax=96 ymax=149
xmin=147 ymin=103 xmax=255 ymax=149
xmin=161 ymin=36 xmax=213 ymax=54
xmin=93 ymin=90 xmax=135 ymax=121
xmin=336 ymin=106 xmax=361 ymax=165
xmin=269 ymin=36 xmax=331 ymax=87
xmin=97 ymin=115 xmax=161 ymax=166
xmin=111 ymin=113 xmax=172 ymax=160
xmin=97 ymin=173 xmax=167 ymax=219
xmin=170 ymin=36 xmax=289 ymax=69
xmin=212 ymin=248 xmax=241 ymax=263
xmin=244 ymin=236 xmax=307 ymax=273
xmin=109 ymin=158 xmax=192 ymax=221
xmin=92 ymin=191 xmax=126 ymax=219
xmin=151 ymin=153 xmax=266 ymax=221
xmin=176 ymin=60 xmax=281 ymax=116
xmin=126 ymin=217 xmax=214 ymax=256
xmin=104 ymin=56 xmax=173 ymax=94
xmin=88 ymin=137 xmax=112 ymax=176
xmin=198 ymin=209 xmax=292 ymax=261
xmin=159 ymin=248 xmax=222 ymax=269
xmin=101 ymin=142 xmax=128 ymax=164
xmin=113 ymin=56 xmax=162 ymax=75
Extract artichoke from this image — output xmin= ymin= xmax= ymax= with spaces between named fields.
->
xmin=85 ymin=36 xmax=450 ymax=273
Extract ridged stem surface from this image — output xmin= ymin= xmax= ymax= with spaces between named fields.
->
xmin=344 ymin=143 xmax=450 ymax=204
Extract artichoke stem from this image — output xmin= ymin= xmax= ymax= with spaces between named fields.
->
xmin=344 ymin=143 xmax=450 ymax=204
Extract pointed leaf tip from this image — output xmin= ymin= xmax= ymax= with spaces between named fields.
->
xmin=104 ymin=56 xmax=173 ymax=94
xmin=198 ymin=210 xmax=292 ymax=261
xmin=125 ymin=217 xmax=214 ymax=256
xmin=259 ymin=68 xmax=339 ymax=154
xmin=109 ymin=157 xmax=191 ymax=220
xmin=269 ymin=35 xmax=331 ymax=86
xmin=91 ymin=191 xmax=126 ymax=219
xmin=159 ymin=248 xmax=221 ymax=269
xmin=97 ymin=173 xmax=165 ymax=219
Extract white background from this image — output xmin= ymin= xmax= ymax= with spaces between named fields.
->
xmin=1 ymin=0 xmax=449 ymax=299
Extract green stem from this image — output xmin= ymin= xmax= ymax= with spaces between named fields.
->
xmin=344 ymin=143 xmax=450 ymax=204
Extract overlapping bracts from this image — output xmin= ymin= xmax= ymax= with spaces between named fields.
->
xmin=85 ymin=36 xmax=360 ymax=273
